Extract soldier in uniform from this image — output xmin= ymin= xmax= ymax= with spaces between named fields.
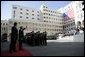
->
xmin=34 ymin=32 xmax=38 ymax=46
xmin=35 ymin=31 xmax=40 ymax=46
xmin=35 ymin=32 xmax=38 ymax=46
xmin=40 ymin=33 xmax=42 ymax=46
xmin=31 ymin=31 xmax=35 ymax=46
xmin=38 ymin=31 xmax=41 ymax=46
xmin=42 ymin=32 xmax=44 ymax=45
xmin=44 ymin=31 xmax=47 ymax=46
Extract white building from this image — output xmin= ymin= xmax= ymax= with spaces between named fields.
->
xmin=58 ymin=1 xmax=84 ymax=28
xmin=8 ymin=4 xmax=64 ymax=36
xmin=2 ymin=1 xmax=83 ymax=39
xmin=1 ymin=20 xmax=8 ymax=36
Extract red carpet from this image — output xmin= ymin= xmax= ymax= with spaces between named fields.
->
xmin=1 ymin=42 xmax=32 ymax=56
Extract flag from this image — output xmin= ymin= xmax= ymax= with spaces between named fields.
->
xmin=63 ymin=7 xmax=74 ymax=21
xmin=63 ymin=13 xmax=70 ymax=21
xmin=66 ymin=7 xmax=74 ymax=18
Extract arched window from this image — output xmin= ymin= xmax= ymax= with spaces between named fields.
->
xmin=77 ymin=21 xmax=81 ymax=26
xmin=77 ymin=21 xmax=82 ymax=29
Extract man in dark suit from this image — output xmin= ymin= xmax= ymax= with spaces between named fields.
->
xmin=19 ymin=26 xmax=26 ymax=50
xmin=9 ymin=22 xmax=18 ymax=53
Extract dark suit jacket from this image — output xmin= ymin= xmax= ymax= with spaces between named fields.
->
xmin=11 ymin=26 xmax=18 ymax=40
xmin=19 ymin=28 xmax=25 ymax=40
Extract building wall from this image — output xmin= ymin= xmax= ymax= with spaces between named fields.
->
xmin=8 ymin=19 xmax=63 ymax=36
xmin=1 ymin=20 xmax=8 ymax=37
xmin=12 ymin=5 xmax=42 ymax=22
xmin=63 ymin=19 xmax=76 ymax=33
xmin=2 ymin=2 xmax=83 ymax=38
xmin=40 ymin=5 xmax=64 ymax=33
xmin=8 ymin=5 xmax=64 ymax=36
xmin=58 ymin=1 xmax=84 ymax=28
xmin=72 ymin=1 xmax=84 ymax=27
xmin=9 ymin=19 xmax=59 ymax=35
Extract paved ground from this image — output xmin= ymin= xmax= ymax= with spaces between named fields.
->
xmin=1 ymin=41 xmax=84 ymax=56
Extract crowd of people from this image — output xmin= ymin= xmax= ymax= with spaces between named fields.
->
xmin=9 ymin=22 xmax=47 ymax=53
xmin=24 ymin=31 xmax=47 ymax=46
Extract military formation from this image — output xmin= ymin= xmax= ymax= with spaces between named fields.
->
xmin=9 ymin=22 xmax=47 ymax=53
xmin=24 ymin=31 xmax=47 ymax=46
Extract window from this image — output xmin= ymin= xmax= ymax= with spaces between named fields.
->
xmin=32 ymin=14 xmax=34 ymax=16
xmin=37 ymin=18 xmax=40 ymax=20
xmin=13 ymin=7 xmax=17 ymax=9
xmin=14 ymin=11 xmax=15 ymax=14
xmin=32 ymin=18 xmax=34 ymax=19
xmin=37 ymin=11 xmax=39 ymax=13
xmin=26 ymin=13 xmax=29 ymax=15
xmin=51 ymin=14 xmax=52 ymax=16
xmin=26 ymin=9 xmax=29 ymax=11
xmin=3 ymin=23 xmax=5 ymax=25
xmin=51 ymin=11 xmax=52 ymax=12
xmin=26 ymin=17 xmax=28 ymax=19
xmin=37 ymin=15 xmax=39 ymax=16
xmin=4 ymin=27 xmax=5 ymax=30
xmin=49 ymin=14 xmax=50 ymax=15
xmin=20 ymin=8 xmax=22 ymax=10
xmin=32 ymin=10 xmax=34 ymax=12
xmin=44 ymin=20 xmax=46 ymax=22
xmin=20 ymin=12 xmax=23 ymax=14
xmin=13 ymin=11 xmax=15 ymax=18
xmin=49 ymin=10 xmax=50 ymax=12
xmin=20 ymin=16 xmax=22 ymax=18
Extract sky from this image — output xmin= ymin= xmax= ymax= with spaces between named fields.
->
xmin=1 ymin=1 xmax=72 ymax=20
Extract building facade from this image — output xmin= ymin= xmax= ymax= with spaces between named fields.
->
xmin=8 ymin=4 xmax=64 ymax=36
xmin=2 ymin=1 xmax=83 ymax=38
xmin=1 ymin=20 xmax=8 ymax=37
xmin=58 ymin=1 xmax=84 ymax=28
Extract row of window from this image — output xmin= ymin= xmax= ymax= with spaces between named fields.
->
xmin=9 ymin=21 xmax=63 ymax=28
xmin=1 ymin=27 xmax=7 ymax=30
xmin=23 ymin=27 xmax=62 ymax=31
xmin=43 ymin=13 xmax=58 ymax=17
xmin=43 ymin=13 xmax=57 ymax=16
xmin=64 ymin=27 xmax=75 ymax=31
xmin=64 ymin=22 xmax=75 ymax=28
xmin=14 ymin=11 xmax=40 ymax=17
xmin=43 ymin=16 xmax=63 ymax=21
xmin=13 ymin=7 xmax=39 ymax=13
xmin=44 ymin=20 xmax=63 ymax=24
xmin=43 ymin=9 xmax=56 ymax=13
xmin=43 ymin=6 xmax=48 ymax=8
xmin=19 ymin=16 xmax=40 ymax=20
xmin=1 ymin=23 xmax=8 ymax=25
